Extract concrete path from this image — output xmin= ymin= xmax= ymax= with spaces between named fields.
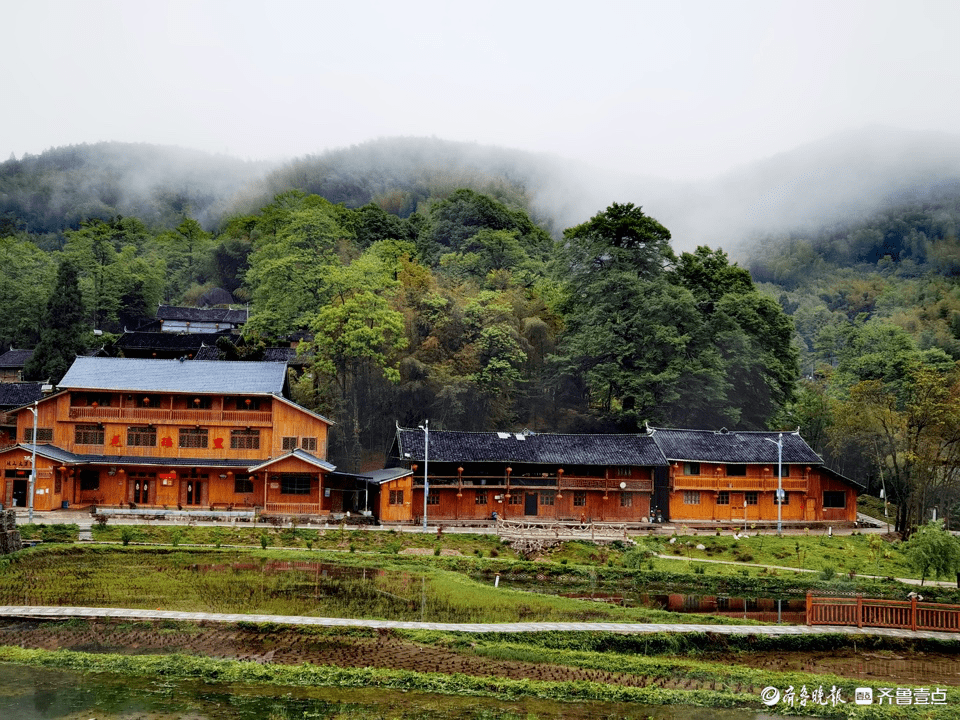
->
xmin=0 ymin=605 xmax=958 ymax=641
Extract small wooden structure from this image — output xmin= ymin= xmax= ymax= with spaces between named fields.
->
xmin=496 ymin=517 xmax=632 ymax=556
xmin=807 ymin=592 xmax=960 ymax=633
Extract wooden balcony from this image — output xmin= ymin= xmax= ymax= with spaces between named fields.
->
xmin=671 ymin=475 xmax=808 ymax=493
xmin=68 ymin=406 xmax=273 ymax=427
xmin=415 ymin=475 xmax=653 ymax=492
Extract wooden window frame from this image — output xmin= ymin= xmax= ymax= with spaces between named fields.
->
xmin=683 ymin=491 xmax=700 ymax=505
xmin=75 ymin=424 xmax=104 ymax=445
xmin=230 ymin=428 xmax=260 ymax=450
xmin=179 ymin=428 xmax=209 ymax=449
xmin=127 ymin=426 xmax=157 ymax=447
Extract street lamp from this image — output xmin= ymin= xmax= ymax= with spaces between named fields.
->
xmin=766 ymin=433 xmax=784 ymax=536
xmin=418 ymin=419 xmax=429 ymax=530
xmin=27 ymin=401 xmax=38 ymax=523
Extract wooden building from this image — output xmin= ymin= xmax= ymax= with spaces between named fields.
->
xmin=649 ymin=427 xmax=860 ymax=524
xmin=0 ymin=357 xmax=338 ymax=514
xmin=388 ymin=428 xmax=667 ymax=524
xmin=387 ymin=426 xmax=862 ymax=526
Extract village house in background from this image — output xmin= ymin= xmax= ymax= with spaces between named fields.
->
xmin=0 ymin=357 xmax=364 ymax=514
xmin=385 ymin=426 xmax=861 ymax=526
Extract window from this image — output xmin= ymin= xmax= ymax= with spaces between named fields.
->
xmin=573 ymin=491 xmax=586 ymax=507
xmin=179 ymin=428 xmax=208 ymax=448
xmin=726 ymin=464 xmax=747 ymax=476
xmin=616 ymin=467 xmax=631 ymax=477
xmin=86 ymin=393 xmax=111 ymax=407
xmin=234 ymin=475 xmax=254 ymax=494
xmin=774 ymin=490 xmax=789 ymax=505
xmin=426 ymin=493 xmax=439 ymax=505
xmin=823 ymin=491 xmax=846 ymax=508
xmin=75 ymin=424 xmax=104 ymax=445
xmin=684 ymin=462 xmax=701 ymax=475
xmin=301 ymin=437 xmax=317 ymax=452
xmin=683 ymin=491 xmax=701 ymax=505
xmin=279 ymin=473 xmax=311 ymax=495
xmin=127 ymin=426 xmax=157 ymax=447
xmin=189 ymin=397 xmax=213 ymax=409
xmin=745 ymin=491 xmax=758 ymax=505
xmin=475 ymin=491 xmax=488 ymax=505
xmin=620 ymin=492 xmax=633 ymax=507
xmin=230 ymin=429 xmax=260 ymax=450
xmin=717 ymin=491 xmax=730 ymax=505
xmin=389 ymin=489 xmax=404 ymax=505
xmin=772 ymin=464 xmax=790 ymax=477
xmin=282 ymin=436 xmax=298 ymax=451
xmin=541 ymin=491 xmax=556 ymax=506
xmin=24 ymin=428 xmax=53 ymax=443
xmin=509 ymin=493 xmax=522 ymax=505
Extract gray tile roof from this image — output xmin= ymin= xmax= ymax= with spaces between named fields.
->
xmin=58 ymin=357 xmax=287 ymax=395
xmin=395 ymin=428 xmax=668 ymax=467
xmin=0 ymin=349 xmax=33 ymax=368
xmin=157 ymin=305 xmax=248 ymax=324
xmin=648 ymin=427 xmax=823 ymax=465
xmin=0 ymin=382 xmax=44 ymax=408
xmin=249 ymin=449 xmax=336 ymax=473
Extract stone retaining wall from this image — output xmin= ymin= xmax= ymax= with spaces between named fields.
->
xmin=0 ymin=510 xmax=22 ymax=554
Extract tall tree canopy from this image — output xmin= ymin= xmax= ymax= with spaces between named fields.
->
xmin=23 ymin=260 xmax=89 ymax=384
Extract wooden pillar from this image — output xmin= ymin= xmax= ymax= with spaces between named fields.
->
xmin=806 ymin=591 xmax=813 ymax=626
xmin=856 ymin=594 xmax=863 ymax=628
xmin=911 ymin=594 xmax=918 ymax=632
xmin=456 ymin=467 xmax=463 ymax=521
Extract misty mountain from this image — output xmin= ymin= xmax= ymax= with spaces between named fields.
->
xmin=0 ymin=142 xmax=274 ymax=238
xmin=4 ymin=127 xmax=960 ymax=260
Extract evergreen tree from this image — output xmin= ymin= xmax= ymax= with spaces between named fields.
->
xmin=23 ymin=260 xmax=89 ymax=384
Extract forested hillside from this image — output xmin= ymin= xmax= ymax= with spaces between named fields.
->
xmin=3 ymin=137 xmax=960 ymax=533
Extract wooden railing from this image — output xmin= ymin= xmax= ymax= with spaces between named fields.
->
xmin=672 ymin=476 xmax=808 ymax=492
xmin=264 ymin=502 xmax=322 ymax=515
xmin=68 ymin=406 xmax=273 ymax=426
xmin=807 ymin=592 xmax=960 ymax=633
xmin=414 ymin=475 xmax=653 ymax=492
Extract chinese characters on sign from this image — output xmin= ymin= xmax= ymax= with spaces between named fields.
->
xmin=762 ymin=686 xmax=948 ymax=707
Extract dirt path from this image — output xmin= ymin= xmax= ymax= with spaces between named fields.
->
xmin=1 ymin=618 xmax=957 ymax=688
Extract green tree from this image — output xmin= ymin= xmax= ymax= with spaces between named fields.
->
xmin=903 ymin=520 xmax=960 ymax=585
xmin=23 ymin=260 xmax=89 ymax=383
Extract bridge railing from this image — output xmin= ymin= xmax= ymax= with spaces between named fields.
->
xmin=807 ymin=592 xmax=960 ymax=633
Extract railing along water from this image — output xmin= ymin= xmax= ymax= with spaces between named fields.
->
xmin=807 ymin=592 xmax=960 ymax=633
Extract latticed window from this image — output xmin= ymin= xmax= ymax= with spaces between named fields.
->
xmin=301 ymin=437 xmax=317 ymax=451
xmin=389 ymin=489 xmax=404 ymax=505
xmin=230 ymin=429 xmax=260 ymax=450
xmin=179 ymin=428 xmax=208 ymax=448
xmin=279 ymin=473 xmax=311 ymax=495
xmin=540 ymin=491 xmax=555 ymax=506
xmin=282 ymin=436 xmax=298 ymax=451
xmin=573 ymin=491 xmax=586 ymax=507
xmin=508 ymin=493 xmax=522 ymax=505
xmin=234 ymin=475 xmax=254 ymax=494
xmin=683 ymin=491 xmax=701 ymax=505
xmin=426 ymin=494 xmax=439 ymax=505
xmin=24 ymin=428 xmax=53 ymax=443
xmin=127 ymin=426 xmax=157 ymax=447
xmin=745 ymin=491 xmax=758 ymax=505
xmin=717 ymin=491 xmax=730 ymax=505
xmin=475 ymin=491 xmax=488 ymax=505
xmin=75 ymin=424 xmax=104 ymax=445
xmin=620 ymin=492 xmax=632 ymax=507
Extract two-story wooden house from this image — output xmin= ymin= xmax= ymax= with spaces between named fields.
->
xmin=386 ymin=428 xmax=667 ymax=523
xmin=648 ymin=427 xmax=859 ymax=524
xmin=0 ymin=357 xmax=335 ymax=514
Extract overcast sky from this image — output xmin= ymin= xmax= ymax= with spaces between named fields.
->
xmin=5 ymin=0 xmax=959 ymax=180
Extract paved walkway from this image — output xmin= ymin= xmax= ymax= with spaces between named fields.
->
xmin=1 ymin=605 xmax=958 ymax=641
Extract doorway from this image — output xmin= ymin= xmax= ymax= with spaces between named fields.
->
xmin=12 ymin=479 xmax=27 ymax=507
xmin=524 ymin=492 xmax=538 ymax=516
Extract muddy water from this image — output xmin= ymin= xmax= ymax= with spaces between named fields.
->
xmin=0 ymin=663 xmax=800 ymax=720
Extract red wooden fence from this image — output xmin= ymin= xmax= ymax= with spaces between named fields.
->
xmin=807 ymin=592 xmax=960 ymax=633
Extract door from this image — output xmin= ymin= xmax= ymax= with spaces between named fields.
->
xmin=186 ymin=479 xmax=203 ymax=505
xmin=524 ymin=492 xmax=538 ymax=516
xmin=12 ymin=480 xmax=27 ymax=507
xmin=132 ymin=477 xmax=149 ymax=504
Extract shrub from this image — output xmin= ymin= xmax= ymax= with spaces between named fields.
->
xmin=93 ymin=514 xmax=109 ymax=529
xmin=820 ymin=564 xmax=836 ymax=581
xmin=260 ymin=534 xmax=269 ymax=550
xmin=119 ymin=526 xmax=135 ymax=546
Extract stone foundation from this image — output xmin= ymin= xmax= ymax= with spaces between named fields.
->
xmin=0 ymin=510 xmax=22 ymax=554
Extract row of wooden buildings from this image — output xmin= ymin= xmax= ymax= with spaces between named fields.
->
xmin=0 ymin=356 xmax=861 ymax=525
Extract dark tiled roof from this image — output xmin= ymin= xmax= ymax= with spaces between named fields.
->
xmin=193 ymin=345 xmax=222 ymax=361
xmin=648 ymin=427 xmax=823 ymax=465
xmin=0 ymin=382 xmax=44 ymax=408
xmin=58 ymin=357 xmax=287 ymax=394
xmin=0 ymin=349 xmax=34 ymax=368
xmin=263 ymin=347 xmax=297 ymax=363
xmin=114 ymin=332 xmax=227 ymax=351
xmin=157 ymin=305 xmax=248 ymax=324
xmin=250 ymin=449 xmax=336 ymax=473
xmin=395 ymin=428 xmax=668 ymax=467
